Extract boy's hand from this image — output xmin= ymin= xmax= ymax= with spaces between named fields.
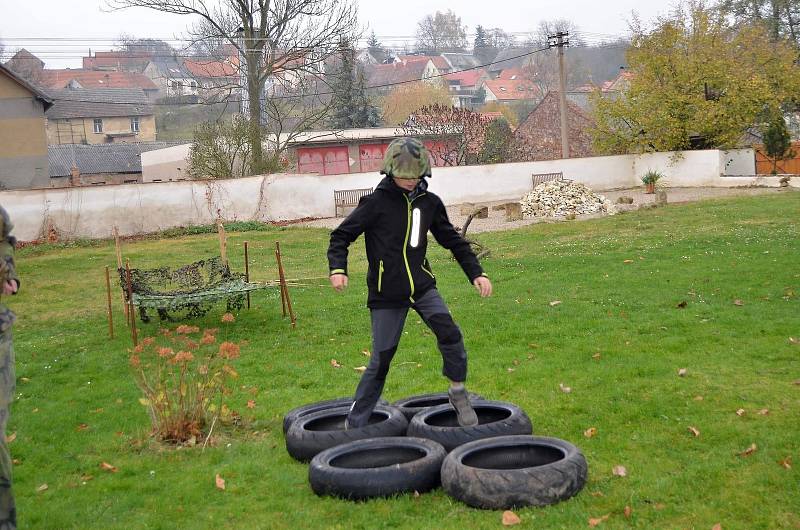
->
xmin=472 ymin=276 xmax=492 ymax=297
xmin=330 ymin=273 xmax=348 ymax=292
xmin=2 ymin=280 xmax=18 ymax=295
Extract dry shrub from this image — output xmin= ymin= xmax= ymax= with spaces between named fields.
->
xmin=129 ymin=319 xmax=243 ymax=443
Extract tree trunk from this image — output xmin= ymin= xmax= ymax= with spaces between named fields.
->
xmin=246 ymin=53 xmax=265 ymax=174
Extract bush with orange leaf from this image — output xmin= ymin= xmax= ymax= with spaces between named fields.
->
xmin=129 ymin=318 xmax=244 ymax=443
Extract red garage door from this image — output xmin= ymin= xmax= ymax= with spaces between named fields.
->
xmin=297 ymin=146 xmax=351 ymax=175
xmin=359 ymin=143 xmax=389 ymax=172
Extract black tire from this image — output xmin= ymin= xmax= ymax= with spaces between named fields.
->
xmin=392 ymin=391 xmax=484 ymax=421
xmin=285 ymin=405 xmax=408 ymax=462
xmin=441 ymin=435 xmax=588 ymax=509
xmin=406 ymin=400 xmax=532 ymax=452
xmin=308 ymin=437 xmax=447 ymax=500
xmin=282 ymin=396 xmax=389 ymax=434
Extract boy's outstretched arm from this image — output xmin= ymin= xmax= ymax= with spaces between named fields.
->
xmin=327 ymin=195 xmax=374 ymax=291
xmin=429 ymin=199 xmax=492 ymax=297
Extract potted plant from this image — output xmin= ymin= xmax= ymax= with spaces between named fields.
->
xmin=641 ymin=170 xmax=663 ymax=194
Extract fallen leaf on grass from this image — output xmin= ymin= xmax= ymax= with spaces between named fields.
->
xmin=559 ymin=383 xmax=572 ymax=393
xmin=36 ymin=484 xmax=48 ymax=493
xmin=80 ymin=474 xmax=93 ymax=482
xmin=624 ymin=505 xmax=633 ymax=518
xmin=677 ymin=368 xmax=687 ymax=377
xmin=549 ymin=300 xmax=562 ymax=307
xmin=330 ymin=359 xmax=342 ymax=368
xmin=361 ymin=349 xmax=371 ymax=357
xmin=502 ymin=510 xmax=521 ymax=526
xmin=11 ymin=459 xmax=20 ymax=465
xmin=738 ymin=443 xmax=757 ymax=457
xmin=20 ymin=377 xmax=30 ymax=383
xmin=733 ymin=299 xmax=744 ymax=306
xmin=612 ymin=465 xmax=627 ymax=477
xmin=5 ymin=432 xmax=15 ymax=444
xmin=507 ymin=368 xmax=515 ymax=373
xmin=779 ymin=456 xmax=792 ymax=469
xmin=584 ymin=427 xmax=598 ymax=438
xmin=246 ymin=400 xmax=255 ymax=409
xmin=736 ymin=408 xmax=745 ymax=416
xmin=688 ymin=426 xmax=700 ymax=437
xmin=76 ymin=423 xmax=89 ymax=431
xmin=589 ymin=514 xmax=610 ymax=527
xmin=590 ymin=491 xmax=605 ymax=497
xmin=215 ymin=474 xmax=225 ymax=490
xmin=676 ymin=301 xmax=688 ymax=308
xmin=788 ymin=337 xmax=798 ymax=345
xmin=623 ymin=259 xmax=634 ymax=264
xmin=353 ymin=366 xmax=367 ymax=373
xmin=712 ymin=524 xmax=722 ymax=530
xmin=592 ymin=352 xmax=601 ymax=360
xmin=757 ymin=408 xmax=769 ymax=415
xmin=694 ymin=395 xmax=704 ymax=401
xmin=100 ymin=462 xmax=118 ymax=473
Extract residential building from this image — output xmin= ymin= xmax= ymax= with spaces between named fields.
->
xmin=143 ymin=59 xmax=198 ymax=101
xmin=46 ymin=88 xmax=156 ymax=145
xmin=364 ymin=59 xmax=441 ymax=97
xmin=37 ymin=69 xmax=159 ymax=101
xmin=49 ymin=141 xmax=185 ymax=186
xmin=397 ymin=55 xmax=451 ymax=74
xmin=444 ymin=68 xmax=490 ymax=108
xmin=3 ymin=49 xmax=45 ymax=83
xmin=183 ymin=59 xmax=239 ymax=102
xmin=567 ymin=68 xmax=634 ymax=111
xmin=441 ymin=53 xmax=482 ymax=72
xmin=486 ymin=47 xmax=538 ymax=78
xmin=513 ymin=92 xmax=595 ymax=161
xmin=83 ymin=51 xmax=154 ymax=73
xmin=481 ymin=78 xmax=543 ymax=106
xmin=0 ymin=64 xmax=52 ymax=189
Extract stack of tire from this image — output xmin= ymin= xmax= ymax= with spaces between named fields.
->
xmin=283 ymin=393 xmax=587 ymax=509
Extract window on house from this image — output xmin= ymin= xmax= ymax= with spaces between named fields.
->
xmin=93 ymin=119 xmax=103 ymax=133
xmin=131 ymin=117 xmax=140 ymax=132
xmin=171 ymin=81 xmax=179 ymax=90
xmin=190 ymin=81 xmax=197 ymax=89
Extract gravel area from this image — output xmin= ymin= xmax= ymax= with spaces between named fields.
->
xmin=296 ymin=186 xmax=790 ymax=234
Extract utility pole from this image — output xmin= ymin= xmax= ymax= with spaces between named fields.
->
xmin=548 ymin=31 xmax=570 ymax=159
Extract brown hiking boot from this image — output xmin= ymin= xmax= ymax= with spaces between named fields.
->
xmin=448 ymin=386 xmax=479 ymax=427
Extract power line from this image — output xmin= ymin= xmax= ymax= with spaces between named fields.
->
xmin=44 ymin=45 xmax=554 ymax=106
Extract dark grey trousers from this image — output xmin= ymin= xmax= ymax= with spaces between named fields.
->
xmin=347 ymin=288 xmax=467 ymax=428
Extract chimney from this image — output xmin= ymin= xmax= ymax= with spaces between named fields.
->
xmin=70 ymin=166 xmax=81 ymax=187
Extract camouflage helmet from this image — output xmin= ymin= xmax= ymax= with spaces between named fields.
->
xmin=380 ymin=137 xmax=432 ymax=179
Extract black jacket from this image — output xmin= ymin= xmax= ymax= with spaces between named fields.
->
xmin=328 ymin=177 xmax=484 ymax=309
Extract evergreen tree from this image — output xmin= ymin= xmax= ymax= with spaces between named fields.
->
xmin=474 ymin=25 xmax=488 ymax=49
xmin=329 ymin=39 xmax=382 ymax=129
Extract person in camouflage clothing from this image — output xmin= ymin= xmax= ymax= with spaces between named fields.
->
xmin=0 ymin=206 xmax=18 ymax=529
xmin=328 ymin=138 xmax=492 ymax=430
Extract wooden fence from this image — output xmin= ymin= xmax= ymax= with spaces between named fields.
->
xmin=755 ymin=142 xmax=800 ymax=175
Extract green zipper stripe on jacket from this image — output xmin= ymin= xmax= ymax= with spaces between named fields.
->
xmin=378 ymin=260 xmax=384 ymax=292
xmin=421 ymin=262 xmax=435 ymax=279
xmin=403 ymin=196 xmax=415 ymax=301
xmin=403 ymin=193 xmax=426 ymax=302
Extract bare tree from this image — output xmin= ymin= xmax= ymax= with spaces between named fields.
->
xmin=402 ymin=104 xmax=489 ymax=166
xmin=109 ymin=0 xmax=360 ymax=174
xmin=415 ymin=10 xmax=468 ymax=54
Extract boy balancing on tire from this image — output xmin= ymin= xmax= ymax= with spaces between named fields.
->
xmin=327 ymin=137 xmax=493 ymax=429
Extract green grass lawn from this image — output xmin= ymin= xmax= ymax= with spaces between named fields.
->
xmin=10 ymin=192 xmax=800 ymax=529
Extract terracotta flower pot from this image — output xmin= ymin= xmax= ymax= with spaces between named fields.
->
xmin=645 ymin=182 xmax=656 ymax=194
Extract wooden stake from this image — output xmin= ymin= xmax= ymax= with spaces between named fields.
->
xmin=244 ymin=241 xmax=251 ymax=309
xmin=114 ymin=226 xmax=129 ymax=324
xmin=104 ymin=266 xmax=114 ymax=339
xmin=217 ymin=219 xmax=228 ymax=268
xmin=275 ymin=241 xmax=296 ymax=328
xmin=125 ymin=259 xmax=138 ymax=346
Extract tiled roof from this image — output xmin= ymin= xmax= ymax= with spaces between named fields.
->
xmin=513 ymin=91 xmax=595 ymax=161
xmin=496 ymin=67 xmax=527 ymax=80
xmin=83 ymin=52 xmax=153 ymax=71
xmin=38 ymin=69 xmax=158 ymax=90
xmin=48 ymin=142 xmax=185 ymax=177
xmin=398 ymin=55 xmax=449 ymax=71
xmin=444 ymin=68 xmax=487 ymax=88
xmin=183 ymin=59 xmax=237 ymax=78
xmin=483 ymin=79 xmax=541 ymax=101
xmin=365 ymin=60 xmax=430 ymax=88
xmin=441 ymin=53 xmax=482 ymax=70
xmin=46 ymin=88 xmax=152 ymax=119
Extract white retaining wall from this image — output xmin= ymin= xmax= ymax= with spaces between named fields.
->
xmin=2 ymin=148 xmax=787 ymax=242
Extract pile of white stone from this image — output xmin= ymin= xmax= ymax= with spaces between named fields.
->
xmin=520 ymin=180 xmax=616 ymax=218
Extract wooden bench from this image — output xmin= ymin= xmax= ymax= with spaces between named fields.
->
xmin=334 ymin=187 xmax=373 ymax=217
xmin=531 ymin=172 xmax=565 ymax=189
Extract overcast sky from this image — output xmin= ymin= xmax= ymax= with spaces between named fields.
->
xmin=0 ymin=0 xmax=671 ymax=69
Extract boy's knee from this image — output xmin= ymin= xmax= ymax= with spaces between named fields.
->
xmin=428 ymin=313 xmax=462 ymax=345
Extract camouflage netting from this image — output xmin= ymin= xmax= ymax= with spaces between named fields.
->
xmin=119 ymin=256 xmax=268 ymax=322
